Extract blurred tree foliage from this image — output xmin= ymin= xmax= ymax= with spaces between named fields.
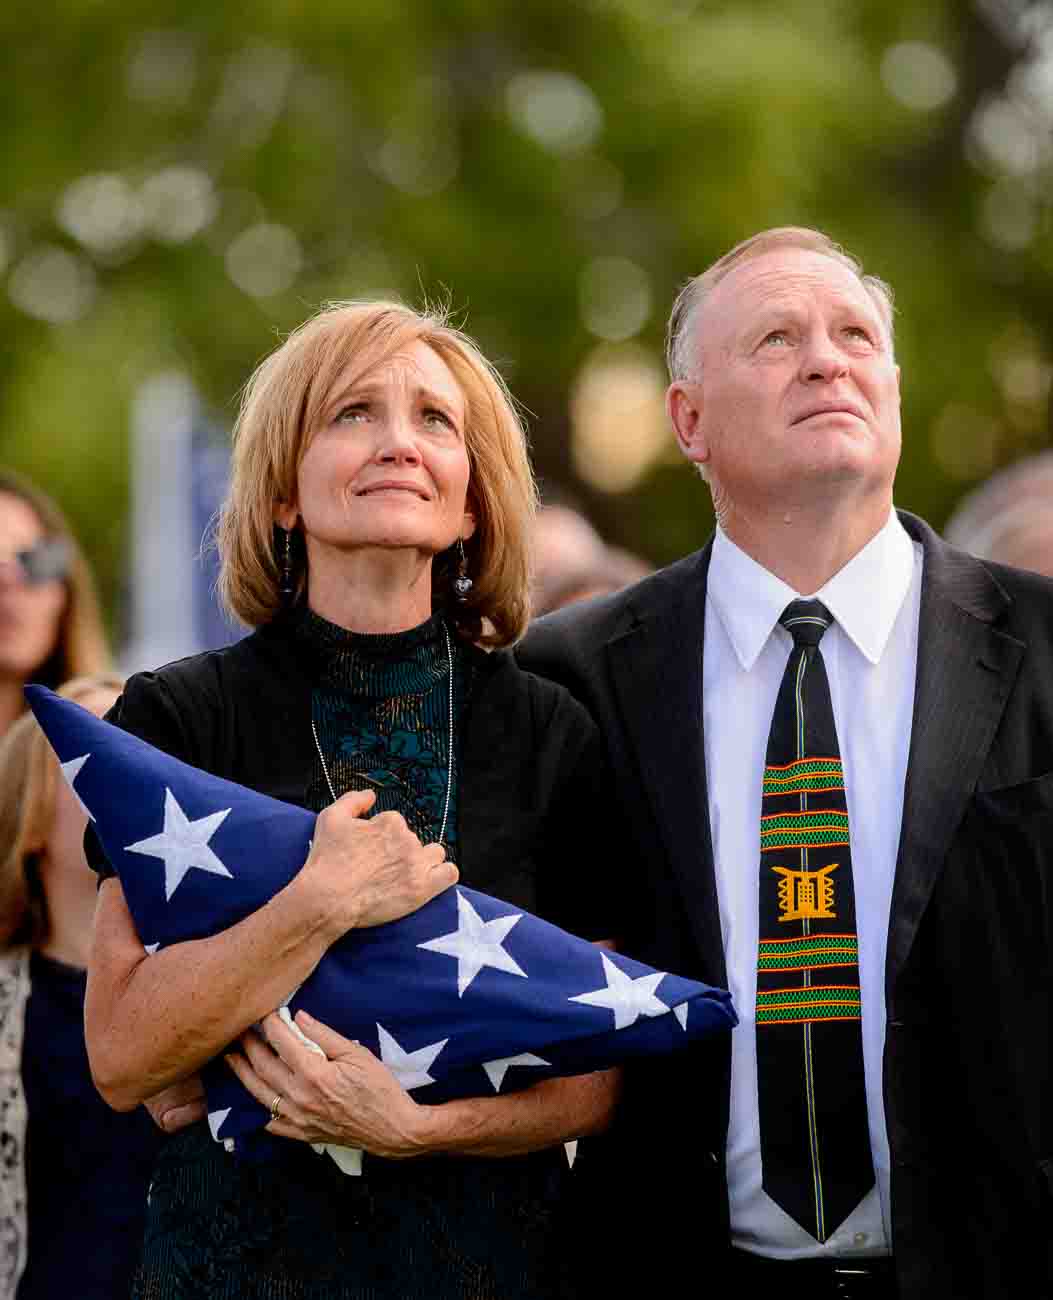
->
xmin=0 ymin=0 xmax=1050 ymax=625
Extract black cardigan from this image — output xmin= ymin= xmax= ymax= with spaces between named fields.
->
xmin=93 ymin=617 xmax=624 ymax=944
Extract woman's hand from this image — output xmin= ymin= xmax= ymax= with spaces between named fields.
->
xmin=298 ymin=791 xmax=458 ymax=938
xmin=225 ymin=1010 xmax=432 ymax=1159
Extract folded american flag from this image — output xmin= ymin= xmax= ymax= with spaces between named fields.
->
xmin=27 ymin=684 xmax=736 ymax=1168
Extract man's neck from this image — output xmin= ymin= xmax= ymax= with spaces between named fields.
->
xmin=717 ymin=491 xmax=893 ymax=595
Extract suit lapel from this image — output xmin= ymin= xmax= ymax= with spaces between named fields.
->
xmin=886 ymin=515 xmax=1025 ymax=995
xmin=606 ymin=546 xmax=727 ymax=987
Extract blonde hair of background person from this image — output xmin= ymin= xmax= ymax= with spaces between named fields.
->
xmin=0 ymin=471 xmax=111 ymax=736
xmin=0 ymin=672 xmax=125 ymax=961
xmin=0 ymin=673 xmax=161 ymax=1300
xmin=217 ymin=300 xmax=537 ymax=645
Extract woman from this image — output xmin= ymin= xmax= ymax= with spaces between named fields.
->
xmin=0 ymin=674 xmax=162 ymax=1300
xmin=0 ymin=472 xmax=110 ymax=737
xmin=85 ymin=302 xmax=626 ymax=1298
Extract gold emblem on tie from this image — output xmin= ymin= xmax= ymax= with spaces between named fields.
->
xmin=772 ymin=864 xmax=839 ymax=921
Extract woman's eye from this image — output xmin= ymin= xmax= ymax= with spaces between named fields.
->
xmin=761 ymin=330 xmax=789 ymax=347
xmin=844 ymin=326 xmax=873 ymax=344
xmin=423 ymin=409 xmax=455 ymax=431
xmin=335 ymin=404 xmax=369 ymax=424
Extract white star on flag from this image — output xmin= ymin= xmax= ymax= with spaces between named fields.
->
xmin=60 ymin=754 xmax=93 ymax=819
xmin=208 ymin=1107 xmax=231 ymax=1140
xmin=418 ymin=889 xmax=527 ymax=996
xmin=376 ymin=1024 xmax=447 ymax=1091
xmin=570 ymin=952 xmax=670 ymax=1030
xmin=126 ymin=787 xmax=233 ymax=901
xmin=483 ymin=1053 xmax=549 ymax=1092
xmin=674 ymin=1002 xmax=689 ymax=1030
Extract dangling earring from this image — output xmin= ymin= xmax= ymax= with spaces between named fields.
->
xmin=452 ymin=538 xmax=472 ymax=601
xmin=279 ymin=528 xmax=295 ymax=603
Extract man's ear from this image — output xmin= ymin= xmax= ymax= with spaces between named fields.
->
xmin=667 ymin=382 xmax=709 ymax=468
xmin=274 ymin=501 xmax=298 ymax=531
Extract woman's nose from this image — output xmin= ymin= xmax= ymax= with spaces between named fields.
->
xmin=376 ymin=415 xmax=422 ymax=463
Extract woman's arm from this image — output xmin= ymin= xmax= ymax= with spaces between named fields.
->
xmin=86 ymin=791 xmax=457 ymax=1111
xmin=226 ymin=1008 xmax=620 ymax=1159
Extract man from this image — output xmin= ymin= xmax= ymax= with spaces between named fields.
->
xmin=520 ymin=228 xmax=1053 ymax=1299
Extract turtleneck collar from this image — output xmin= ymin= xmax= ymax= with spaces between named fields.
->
xmin=292 ymin=605 xmax=451 ymax=696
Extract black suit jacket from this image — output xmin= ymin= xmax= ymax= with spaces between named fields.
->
xmin=519 ymin=511 xmax=1053 ymax=1299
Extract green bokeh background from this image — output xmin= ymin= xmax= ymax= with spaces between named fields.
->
xmin=1 ymin=0 xmax=1050 ymax=633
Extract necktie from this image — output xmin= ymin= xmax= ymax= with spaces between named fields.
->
xmin=755 ymin=599 xmax=874 ymax=1241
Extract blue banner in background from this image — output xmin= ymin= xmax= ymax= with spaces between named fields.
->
xmin=191 ymin=424 xmax=239 ymax=652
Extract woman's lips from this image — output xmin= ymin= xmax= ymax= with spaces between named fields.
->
xmin=355 ymin=482 xmax=430 ymax=500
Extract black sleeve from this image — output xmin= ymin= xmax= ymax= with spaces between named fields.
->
xmin=533 ymin=687 xmax=631 ymax=946
xmin=84 ymin=669 xmax=210 ymax=881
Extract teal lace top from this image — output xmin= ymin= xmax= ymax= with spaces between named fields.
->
xmin=295 ymin=608 xmax=470 ymax=850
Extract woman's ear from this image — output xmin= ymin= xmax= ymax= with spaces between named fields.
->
xmin=459 ymin=487 xmax=478 ymax=542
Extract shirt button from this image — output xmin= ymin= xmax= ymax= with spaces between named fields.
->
xmin=853 ymin=1232 xmax=868 ymax=1246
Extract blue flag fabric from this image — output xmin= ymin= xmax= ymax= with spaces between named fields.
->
xmin=27 ymin=684 xmax=736 ymax=1162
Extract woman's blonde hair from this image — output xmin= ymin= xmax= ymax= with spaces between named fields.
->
xmin=0 ymin=673 xmax=124 ymax=950
xmin=217 ymin=301 xmax=538 ymax=646
xmin=0 ymin=470 xmax=111 ymax=690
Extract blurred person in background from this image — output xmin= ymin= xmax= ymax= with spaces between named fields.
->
xmin=84 ymin=301 xmax=624 ymax=1300
xmin=0 ymin=673 xmax=161 ymax=1300
xmin=943 ymin=450 xmax=1053 ymax=577
xmin=530 ymin=502 xmax=652 ymax=617
xmin=0 ymin=472 xmax=110 ymax=738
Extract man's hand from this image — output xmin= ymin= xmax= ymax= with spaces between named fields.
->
xmin=225 ymin=1010 xmax=430 ymax=1159
xmin=297 ymin=789 xmax=458 ymax=938
xmin=143 ymin=1075 xmax=207 ymax=1133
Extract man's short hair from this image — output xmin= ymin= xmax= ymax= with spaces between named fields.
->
xmin=665 ymin=227 xmax=896 ymax=382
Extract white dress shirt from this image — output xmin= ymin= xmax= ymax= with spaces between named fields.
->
xmin=702 ymin=510 xmax=922 ymax=1259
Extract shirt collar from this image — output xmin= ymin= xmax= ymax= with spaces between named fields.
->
xmin=708 ymin=510 xmax=915 ymax=671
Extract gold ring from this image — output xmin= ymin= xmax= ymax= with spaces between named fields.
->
xmin=269 ymin=1093 xmax=283 ymax=1122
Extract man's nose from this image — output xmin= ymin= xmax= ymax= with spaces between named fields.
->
xmin=800 ymin=333 xmax=850 ymax=384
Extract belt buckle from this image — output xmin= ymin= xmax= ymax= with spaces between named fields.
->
xmin=830 ymin=1263 xmax=884 ymax=1298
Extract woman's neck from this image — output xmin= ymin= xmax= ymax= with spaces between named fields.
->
xmin=304 ymin=546 xmax=436 ymax=633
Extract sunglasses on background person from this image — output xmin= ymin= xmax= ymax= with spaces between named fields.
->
xmin=0 ymin=538 xmax=71 ymax=587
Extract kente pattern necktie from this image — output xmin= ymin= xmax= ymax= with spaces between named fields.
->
xmin=755 ymin=599 xmax=874 ymax=1241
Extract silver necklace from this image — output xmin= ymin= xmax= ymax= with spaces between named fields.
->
xmin=310 ymin=621 xmax=455 ymax=849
